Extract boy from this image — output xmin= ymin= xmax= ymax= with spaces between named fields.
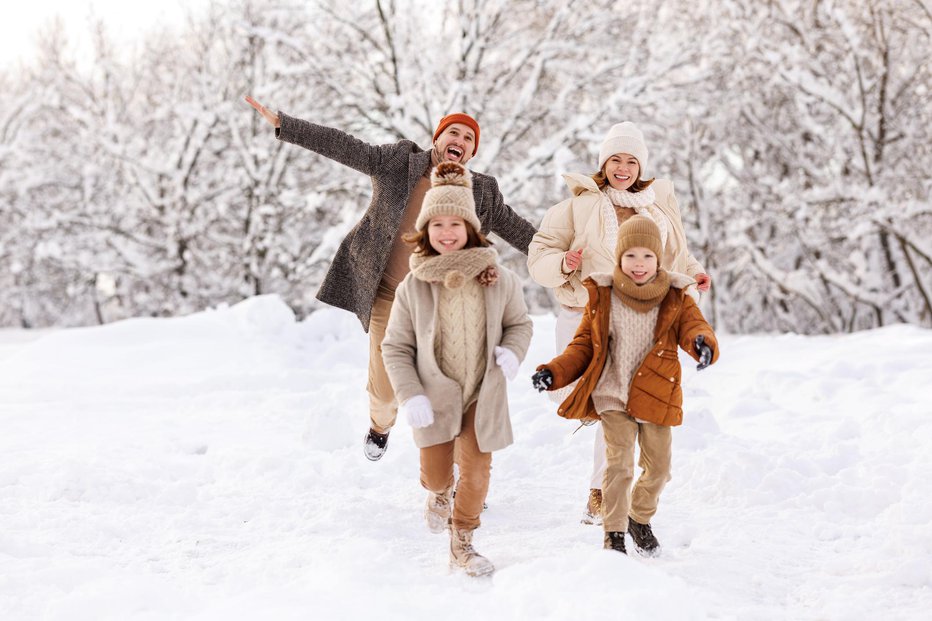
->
xmin=532 ymin=216 xmax=718 ymax=554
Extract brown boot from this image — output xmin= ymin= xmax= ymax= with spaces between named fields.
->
xmin=449 ymin=528 xmax=494 ymax=577
xmin=581 ymin=488 xmax=603 ymax=525
xmin=425 ymin=487 xmax=453 ymax=534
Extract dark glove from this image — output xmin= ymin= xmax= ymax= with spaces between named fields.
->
xmin=531 ymin=369 xmax=554 ymax=392
xmin=695 ymin=335 xmax=713 ymax=371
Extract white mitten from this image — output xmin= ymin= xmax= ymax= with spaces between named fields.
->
xmin=493 ymin=346 xmax=520 ymax=381
xmin=401 ymin=395 xmax=435 ymax=428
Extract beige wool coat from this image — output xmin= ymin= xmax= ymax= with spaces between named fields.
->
xmin=382 ymin=265 xmax=533 ymax=452
xmin=528 ymin=174 xmax=704 ymax=308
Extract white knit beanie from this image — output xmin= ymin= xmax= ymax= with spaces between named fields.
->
xmin=416 ymin=162 xmax=481 ymax=232
xmin=598 ymin=121 xmax=649 ymax=176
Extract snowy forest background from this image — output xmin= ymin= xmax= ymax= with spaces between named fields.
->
xmin=1 ymin=0 xmax=929 ymax=334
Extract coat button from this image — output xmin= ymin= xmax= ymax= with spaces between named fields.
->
xmin=669 ymin=377 xmax=675 ymax=382
xmin=638 ymin=372 xmax=642 ymax=376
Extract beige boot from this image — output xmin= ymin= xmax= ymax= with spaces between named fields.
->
xmin=425 ymin=487 xmax=453 ymax=534
xmin=581 ymin=488 xmax=603 ymax=525
xmin=449 ymin=528 xmax=495 ymax=577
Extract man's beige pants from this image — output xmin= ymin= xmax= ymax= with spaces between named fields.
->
xmin=367 ymin=296 xmax=398 ymax=433
xmin=600 ymin=409 xmax=672 ymax=533
xmin=419 ymin=403 xmax=491 ymax=531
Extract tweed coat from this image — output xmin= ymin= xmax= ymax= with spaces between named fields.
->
xmin=381 ymin=264 xmax=533 ymax=453
xmin=539 ymin=272 xmax=719 ymax=426
xmin=528 ymin=174 xmax=705 ymax=307
xmin=276 ymin=113 xmax=537 ymax=331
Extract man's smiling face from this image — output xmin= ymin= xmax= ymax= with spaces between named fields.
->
xmin=434 ymin=123 xmax=476 ymax=164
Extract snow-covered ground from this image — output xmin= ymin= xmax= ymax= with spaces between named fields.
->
xmin=1 ymin=295 xmax=930 ymax=620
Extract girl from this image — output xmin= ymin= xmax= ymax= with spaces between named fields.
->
xmin=382 ymin=162 xmax=533 ymax=577
xmin=527 ymin=121 xmax=711 ymax=524
xmin=532 ymin=216 xmax=718 ymax=555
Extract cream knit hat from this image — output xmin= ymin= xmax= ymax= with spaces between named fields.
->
xmin=415 ymin=162 xmax=481 ymax=232
xmin=615 ymin=215 xmax=663 ymax=265
xmin=598 ymin=121 xmax=649 ymax=176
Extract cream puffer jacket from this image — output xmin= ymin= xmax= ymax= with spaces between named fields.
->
xmin=528 ymin=174 xmax=704 ymax=308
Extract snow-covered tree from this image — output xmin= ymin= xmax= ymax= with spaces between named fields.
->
xmin=2 ymin=0 xmax=929 ymax=332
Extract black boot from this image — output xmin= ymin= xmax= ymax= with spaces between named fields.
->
xmin=363 ymin=428 xmax=389 ymax=461
xmin=628 ymin=519 xmax=660 ymax=556
xmin=603 ymin=531 xmax=627 ymax=554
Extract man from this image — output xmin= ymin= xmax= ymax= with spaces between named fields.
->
xmin=245 ymin=96 xmax=536 ymax=461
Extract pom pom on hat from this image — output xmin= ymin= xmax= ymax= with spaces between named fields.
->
xmin=416 ymin=162 xmax=481 ymax=232
xmin=598 ymin=121 xmax=649 ymax=177
xmin=430 ymin=161 xmax=472 ymax=188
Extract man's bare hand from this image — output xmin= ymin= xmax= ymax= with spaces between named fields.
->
xmin=244 ymin=95 xmax=280 ymax=128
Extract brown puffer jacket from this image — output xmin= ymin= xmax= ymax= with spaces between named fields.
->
xmin=538 ymin=272 xmax=719 ymax=426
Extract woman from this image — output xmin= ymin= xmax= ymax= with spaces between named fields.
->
xmin=527 ymin=121 xmax=710 ymax=525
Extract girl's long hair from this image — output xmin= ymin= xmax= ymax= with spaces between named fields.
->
xmin=403 ymin=220 xmax=491 ymax=257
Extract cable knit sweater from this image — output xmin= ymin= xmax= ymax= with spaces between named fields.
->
xmin=436 ymin=278 xmax=487 ymax=405
xmin=591 ymin=295 xmax=659 ymax=414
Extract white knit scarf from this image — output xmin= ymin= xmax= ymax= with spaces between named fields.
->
xmin=604 ymin=185 xmax=656 ymax=209
xmin=601 ymin=185 xmax=668 ymax=253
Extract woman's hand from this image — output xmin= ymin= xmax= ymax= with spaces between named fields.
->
xmin=244 ymin=95 xmax=280 ymax=128
xmin=695 ymin=272 xmax=712 ymax=292
xmin=563 ymin=248 xmax=584 ymax=273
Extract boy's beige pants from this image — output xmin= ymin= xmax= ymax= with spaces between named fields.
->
xmin=600 ymin=410 xmax=672 ymax=533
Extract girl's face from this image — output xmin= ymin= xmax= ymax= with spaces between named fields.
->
xmin=620 ymin=246 xmax=658 ymax=284
xmin=428 ymin=215 xmax=468 ymax=254
xmin=603 ymin=153 xmax=640 ymax=191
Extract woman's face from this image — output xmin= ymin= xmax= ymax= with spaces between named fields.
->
xmin=427 ymin=216 xmax=468 ymax=254
xmin=603 ymin=153 xmax=640 ymax=191
xmin=620 ymin=246 xmax=658 ymax=284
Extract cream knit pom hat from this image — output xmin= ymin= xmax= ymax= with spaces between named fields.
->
xmin=598 ymin=121 xmax=649 ymax=176
xmin=415 ymin=162 xmax=481 ymax=232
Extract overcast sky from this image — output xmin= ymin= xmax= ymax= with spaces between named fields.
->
xmin=0 ymin=0 xmax=210 ymax=69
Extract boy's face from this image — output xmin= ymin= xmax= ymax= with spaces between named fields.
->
xmin=620 ymin=246 xmax=658 ymax=284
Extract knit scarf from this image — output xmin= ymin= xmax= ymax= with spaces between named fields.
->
xmin=604 ymin=185 xmax=656 ymax=210
xmin=612 ymin=267 xmax=671 ymax=313
xmin=410 ymin=247 xmax=499 ymax=289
